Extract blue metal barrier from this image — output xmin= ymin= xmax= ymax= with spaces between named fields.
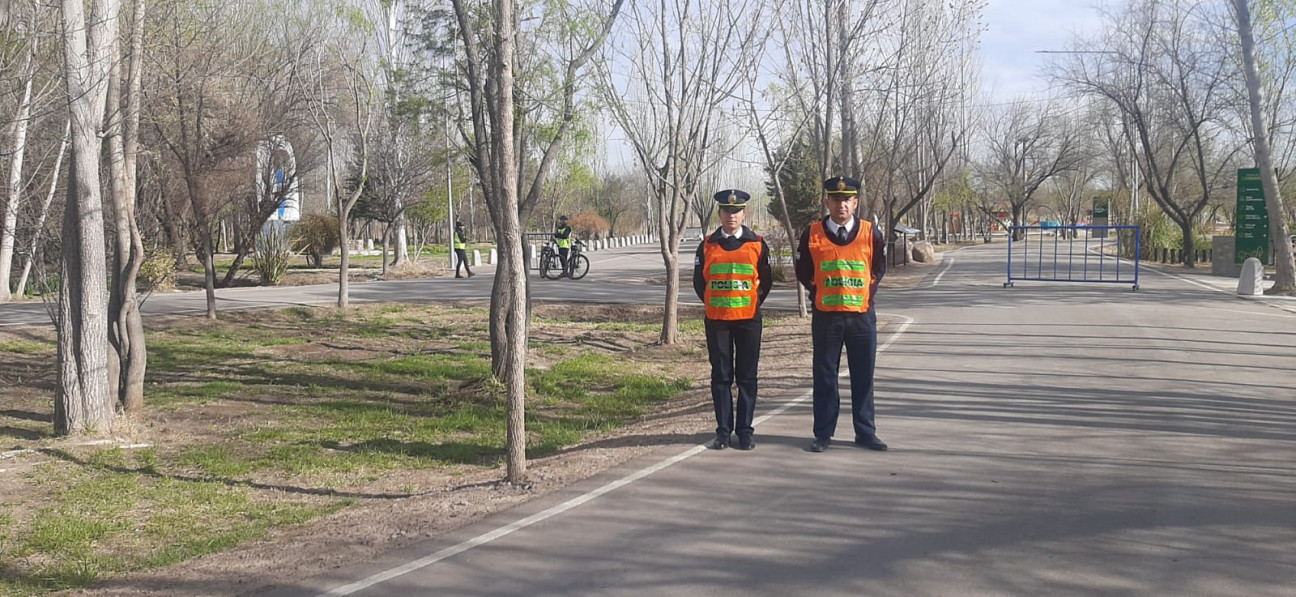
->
xmin=1005 ymin=225 xmax=1140 ymax=291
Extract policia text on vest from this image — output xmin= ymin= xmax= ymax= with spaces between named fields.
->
xmin=692 ymin=189 xmax=772 ymax=452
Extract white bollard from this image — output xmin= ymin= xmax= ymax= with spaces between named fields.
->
xmin=489 ymin=248 xmax=497 ymax=264
xmin=528 ymin=244 xmax=537 ymax=268
xmin=1238 ymin=257 xmax=1264 ymax=295
xmin=472 ymin=250 xmax=482 ymax=266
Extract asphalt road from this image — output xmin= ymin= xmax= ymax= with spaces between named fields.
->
xmin=229 ymin=242 xmax=1296 ymax=597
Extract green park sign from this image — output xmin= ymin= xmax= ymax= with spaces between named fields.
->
xmin=1236 ymin=168 xmax=1270 ymax=265
xmin=1091 ymin=197 xmax=1109 ymax=237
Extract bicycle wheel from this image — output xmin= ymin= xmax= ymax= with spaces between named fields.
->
xmin=568 ymin=254 xmax=590 ymax=280
xmin=540 ymin=253 xmax=563 ymax=279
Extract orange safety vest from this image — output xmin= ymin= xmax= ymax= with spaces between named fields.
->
xmin=808 ymin=221 xmax=873 ymax=312
xmin=703 ymin=236 xmax=762 ymax=320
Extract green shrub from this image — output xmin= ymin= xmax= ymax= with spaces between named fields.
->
xmin=292 ymin=214 xmax=340 ymax=268
xmin=252 ymin=224 xmax=295 ymax=286
xmin=139 ymin=247 xmax=177 ymax=292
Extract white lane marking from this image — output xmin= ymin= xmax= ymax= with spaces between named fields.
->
xmin=318 ymin=445 xmax=707 ymax=597
xmin=317 ymin=314 xmax=916 ymax=597
xmin=930 ymin=257 xmax=955 ymax=287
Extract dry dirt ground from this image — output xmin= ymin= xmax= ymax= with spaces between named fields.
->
xmin=57 ymin=263 xmax=938 ymax=597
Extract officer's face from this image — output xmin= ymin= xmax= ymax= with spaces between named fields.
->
xmin=718 ymin=206 xmax=745 ymax=234
xmin=824 ymin=195 xmax=857 ymax=224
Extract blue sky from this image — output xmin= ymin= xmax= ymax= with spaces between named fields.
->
xmin=980 ymin=0 xmax=1107 ymax=102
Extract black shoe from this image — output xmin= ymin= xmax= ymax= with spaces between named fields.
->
xmin=709 ymin=433 xmax=730 ymax=450
xmin=735 ymin=435 xmax=755 ymax=451
xmin=467 ymin=271 xmax=475 ymax=277
xmin=809 ymin=437 xmax=831 ymax=452
xmin=855 ymin=436 xmax=888 ymax=451
xmin=455 ymin=275 xmax=464 ymax=278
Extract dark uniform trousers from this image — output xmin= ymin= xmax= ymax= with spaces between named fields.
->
xmin=811 ymin=309 xmax=878 ymax=441
xmin=704 ymin=315 xmax=762 ymax=437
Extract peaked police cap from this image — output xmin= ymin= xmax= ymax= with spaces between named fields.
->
xmin=823 ymin=176 xmax=861 ymax=196
xmin=713 ymin=189 xmax=751 ymax=207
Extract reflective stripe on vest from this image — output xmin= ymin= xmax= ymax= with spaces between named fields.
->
xmin=703 ymin=237 xmax=762 ymax=320
xmin=809 ymin=221 xmax=873 ymax=312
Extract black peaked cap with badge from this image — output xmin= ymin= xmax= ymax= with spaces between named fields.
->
xmin=823 ymin=177 xmax=861 ymax=196
xmin=713 ymin=189 xmax=751 ymax=208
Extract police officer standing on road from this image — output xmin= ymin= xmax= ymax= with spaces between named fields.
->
xmin=795 ymin=177 xmax=888 ymax=453
xmin=553 ymin=215 xmax=573 ymax=277
xmin=693 ymin=189 xmax=772 ymax=451
xmin=454 ymin=221 xmax=474 ymax=279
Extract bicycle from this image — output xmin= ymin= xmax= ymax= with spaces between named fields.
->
xmin=540 ymin=240 xmax=589 ymax=280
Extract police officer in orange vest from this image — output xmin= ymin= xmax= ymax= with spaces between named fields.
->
xmin=795 ymin=177 xmax=888 ymax=453
xmin=692 ymin=189 xmax=772 ymax=451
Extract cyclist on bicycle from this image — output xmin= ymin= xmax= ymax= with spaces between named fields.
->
xmin=553 ymin=215 xmax=573 ymax=277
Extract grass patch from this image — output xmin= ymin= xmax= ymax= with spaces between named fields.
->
xmin=0 ymin=302 xmax=704 ymax=596
xmin=0 ymin=341 xmax=51 ymax=355
xmin=0 ymin=458 xmax=346 ymax=595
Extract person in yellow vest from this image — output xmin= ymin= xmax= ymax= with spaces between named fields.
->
xmin=454 ymin=221 xmax=474 ymax=278
xmin=692 ymin=189 xmax=772 ymax=450
xmin=795 ymin=176 xmax=888 ymax=453
xmin=553 ymin=215 xmax=573 ymax=277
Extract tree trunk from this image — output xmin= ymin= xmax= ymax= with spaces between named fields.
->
xmin=56 ymin=0 xmax=120 ymax=435
xmin=17 ymin=122 xmax=70 ymax=298
xmin=480 ymin=0 xmax=527 ymax=484
xmin=220 ymin=251 xmax=247 ymax=287
xmin=1234 ymin=0 xmax=1296 ymax=292
xmin=106 ymin=0 xmax=148 ymax=414
xmin=380 ymin=226 xmax=391 ymax=276
xmin=338 ymin=212 xmax=351 ymax=308
xmin=657 ymin=182 xmax=682 ymax=344
xmin=1180 ymin=221 xmax=1196 ymax=268
xmin=392 ymin=212 xmax=409 ymax=266
xmin=0 ymin=64 xmax=33 ymax=302
xmin=198 ymin=225 xmax=217 ymax=319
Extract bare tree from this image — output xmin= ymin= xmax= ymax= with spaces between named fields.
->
xmin=977 ymin=101 xmax=1084 ymax=238
xmin=1047 ymin=158 xmax=1101 ymax=234
xmin=55 ymin=0 xmax=120 ymax=434
xmin=352 ymin=116 xmax=436 ymax=275
xmin=440 ymin=0 xmax=622 ymax=482
xmin=1 ymin=0 xmax=59 ymax=302
xmin=303 ymin=37 xmax=376 ymax=309
xmin=590 ymin=171 xmax=636 ymax=237
xmin=105 ymin=0 xmax=148 ymax=414
xmin=737 ymin=42 xmax=812 ymax=315
xmin=599 ymin=0 xmax=764 ymax=344
xmin=14 ymin=121 xmax=68 ymax=298
xmin=1232 ymin=0 xmax=1295 ymax=292
xmin=1053 ymin=0 xmax=1241 ymax=267
xmin=852 ymin=0 xmax=979 ymax=252
xmin=447 ymin=0 xmax=528 ymax=482
xmin=147 ymin=0 xmax=263 ymax=319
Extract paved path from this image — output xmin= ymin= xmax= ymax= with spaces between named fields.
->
xmin=249 ymin=243 xmax=1296 ymax=596
xmin=0 ymin=242 xmax=689 ymax=328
